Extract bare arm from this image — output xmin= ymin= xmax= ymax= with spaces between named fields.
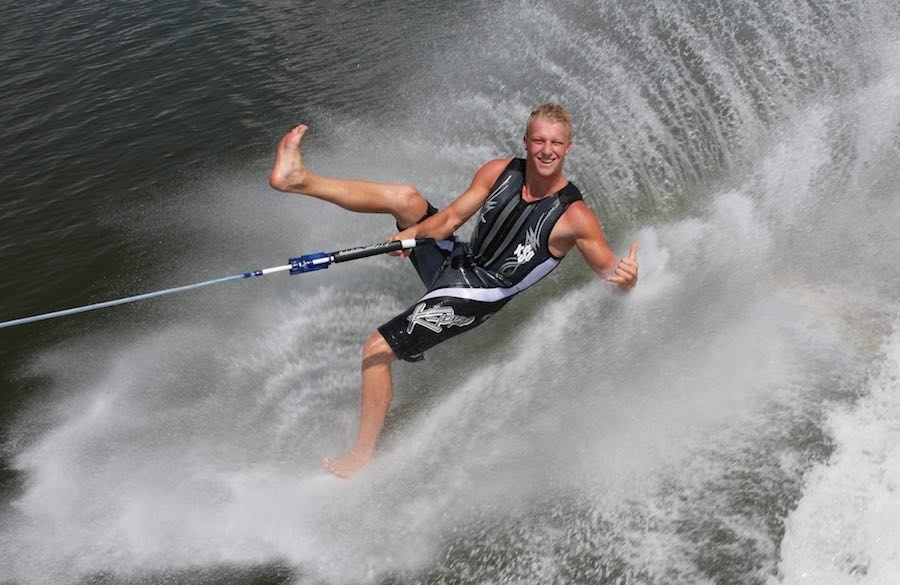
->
xmin=550 ymin=201 xmax=639 ymax=289
xmin=390 ymin=158 xmax=511 ymax=243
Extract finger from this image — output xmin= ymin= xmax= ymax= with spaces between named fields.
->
xmin=615 ymin=267 xmax=635 ymax=280
xmin=616 ymin=259 xmax=636 ymax=273
xmin=628 ymin=241 xmax=640 ymax=260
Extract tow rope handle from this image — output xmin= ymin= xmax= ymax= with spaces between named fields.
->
xmin=289 ymin=238 xmax=433 ymax=274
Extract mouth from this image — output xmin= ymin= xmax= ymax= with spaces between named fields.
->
xmin=536 ymin=156 xmax=556 ymax=168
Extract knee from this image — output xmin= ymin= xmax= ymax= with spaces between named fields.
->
xmin=393 ymin=183 xmax=423 ymax=206
xmin=362 ymin=332 xmax=396 ymax=368
xmin=391 ymin=184 xmax=429 ymax=228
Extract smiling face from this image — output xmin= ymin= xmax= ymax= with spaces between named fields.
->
xmin=523 ymin=118 xmax=573 ymax=180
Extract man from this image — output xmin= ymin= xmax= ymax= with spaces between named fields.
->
xmin=269 ymin=104 xmax=638 ymax=478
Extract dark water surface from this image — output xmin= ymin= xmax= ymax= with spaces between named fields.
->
xmin=2 ymin=1 xmax=899 ymax=584
xmin=0 ymin=0 xmax=470 ymax=434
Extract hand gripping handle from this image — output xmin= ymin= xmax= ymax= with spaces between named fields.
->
xmin=331 ymin=238 xmax=435 ymax=263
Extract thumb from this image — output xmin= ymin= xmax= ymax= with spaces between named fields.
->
xmin=628 ymin=241 xmax=640 ymax=260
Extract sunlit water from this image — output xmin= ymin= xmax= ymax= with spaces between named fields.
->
xmin=1 ymin=1 xmax=899 ymax=584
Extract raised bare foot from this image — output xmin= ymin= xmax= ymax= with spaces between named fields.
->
xmin=269 ymin=124 xmax=310 ymax=192
xmin=323 ymin=451 xmax=372 ymax=479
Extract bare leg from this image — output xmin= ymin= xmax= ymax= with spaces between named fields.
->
xmin=324 ymin=332 xmax=397 ymax=478
xmin=271 ymin=126 xmax=422 ymax=477
xmin=269 ymin=124 xmax=429 ymax=228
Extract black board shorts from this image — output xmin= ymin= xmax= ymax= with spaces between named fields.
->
xmin=377 ymin=293 xmax=507 ymax=362
xmin=377 ymin=205 xmax=509 ymax=362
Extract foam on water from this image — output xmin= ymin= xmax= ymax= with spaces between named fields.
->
xmin=772 ymin=319 xmax=900 ymax=584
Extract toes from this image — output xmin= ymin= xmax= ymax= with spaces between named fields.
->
xmin=323 ymin=457 xmax=348 ymax=478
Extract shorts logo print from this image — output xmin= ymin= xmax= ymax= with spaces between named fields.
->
xmin=406 ymin=302 xmax=476 ymax=334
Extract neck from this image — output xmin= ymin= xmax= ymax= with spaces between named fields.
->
xmin=523 ymin=167 xmax=567 ymax=201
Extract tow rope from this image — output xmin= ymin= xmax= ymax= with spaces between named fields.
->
xmin=0 ymin=238 xmax=434 ymax=329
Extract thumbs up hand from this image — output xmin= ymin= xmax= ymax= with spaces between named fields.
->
xmin=606 ymin=241 xmax=639 ymax=289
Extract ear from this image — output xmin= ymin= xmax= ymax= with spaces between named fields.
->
xmin=565 ymin=139 xmax=573 ymax=155
xmin=523 ymin=133 xmax=529 ymax=151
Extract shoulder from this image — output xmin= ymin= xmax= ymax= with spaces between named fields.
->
xmin=552 ymin=201 xmax=616 ymax=270
xmin=477 ymin=157 xmax=514 ymax=178
xmin=548 ymin=201 xmax=606 ymax=257
xmin=465 ymin=157 xmax=514 ymax=192
xmin=556 ymin=200 xmax=608 ymax=243
xmin=559 ymin=200 xmax=604 ymax=236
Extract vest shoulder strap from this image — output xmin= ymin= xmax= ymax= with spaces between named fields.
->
xmin=509 ymin=157 xmax=526 ymax=173
xmin=557 ymin=182 xmax=584 ymax=206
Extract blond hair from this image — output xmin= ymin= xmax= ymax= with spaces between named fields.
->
xmin=526 ymin=103 xmax=573 ymax=140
